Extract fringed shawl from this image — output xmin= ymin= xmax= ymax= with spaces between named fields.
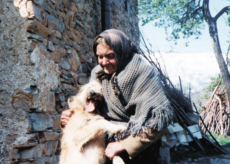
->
xmin=91 ymin=29 xmax=173 ymax=137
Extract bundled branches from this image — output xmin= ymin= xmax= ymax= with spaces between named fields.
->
xmin=200 ymin=87 xmax=229 ymax=135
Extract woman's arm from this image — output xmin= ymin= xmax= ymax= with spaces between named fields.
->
xmin=105 ymin=141 xmax=126 ymax=160
xmin=119 ymin=129 xmax=165 ymax=158
xmin=105 ymin=129 xmax=165 ymax=159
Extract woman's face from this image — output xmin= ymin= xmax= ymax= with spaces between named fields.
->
xmin=96 ymin=44 xmax=118 ymax=74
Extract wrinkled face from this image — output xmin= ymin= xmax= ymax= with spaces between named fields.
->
xmin=96 ymin=44 xmax=118 ymax=74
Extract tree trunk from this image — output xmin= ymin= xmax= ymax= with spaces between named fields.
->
xmin=208 ymin=20 xmax=230 ymax=105
xmin=203 ymin=0 xmax=230 ymax=105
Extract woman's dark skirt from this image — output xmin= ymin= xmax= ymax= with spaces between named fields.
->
xmin=106 ymin=139 xmax=161 ymax=164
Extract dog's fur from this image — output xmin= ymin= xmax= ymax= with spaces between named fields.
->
xmin=60 ymin=80 xmax=126 ymax=164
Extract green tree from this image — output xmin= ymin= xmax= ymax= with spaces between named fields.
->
xmin=206 ymin=74 xmax=223 ymax=92
xmin=139 ymin=0 xmax=230 ymax=104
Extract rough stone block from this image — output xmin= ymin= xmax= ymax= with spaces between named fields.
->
xmin=27 ymin=33 xmax=43 ymax=42
xmin=47 ymin=14 xmax=65 ymax=32
xmin=49 ymin=46 xmax=66 ymax=63
xmin=29 ymin=45 xmax=60 ymax=112
xmin=43 ymin=39 xmax=48 ymax=46
xmin=40 ymin=132 xmax=60 ymax=142
xmin=47 ymin=41 xmax=55 ymax=52
xmin=35 ymin=157 xmax=46 ymax=164
xmin=51 ymin=115 xmax=61 ymax=130
xmin=13 ymin=133 xmax=38 ymax=148
xmin=61 ymin=74 xmax=74 ymax=83
xmin=75 ymin=19 xmax=83 ymax=27
xmin=65 ymin=45 xmax=71 ymax=49
xmin=43 ymin=141 xmax=58 ymax=156
xmin=67 ymin=49 xmax=72 ymax=54
xmin=36 ymin=155 xmax=58 ymax=164
xmin=42 ymin=3 xmax=54 ymax=15
xmin=81 ymin=63 xmax=88 ymax=73
xmin=52 ymin=30 xmax=62 ymax=39
xmin=12 ymin=90 xmax=33 ymax=111
xmin=48 ymin=36 xmax=65 ymax=47
xmin=67 ymin=49 xmax=81 ymax=72
xmin=73 ymin=73 xmax=79 ymax=84
xmin=57 ymin=93 xmax=65 ymax=102
xmin=73 ymin=33 xmax=82 ymax=45
xmin=47 ymin=91 xmax=56 ymax=112
xmin=11 ymin=149 xmax=20 ymax=160
xmin=32 ymin=0 xmax=44 ymax=6
xmin=29 ymin=113 xmax=53 ymax=131
xmin=62 ymin=83 xmax=78 ymax=92
xmin=71 ymin=41 xmax=81 ymax=52
xmin=59 ymin=57 xmax=70 ymax=70
xmin=79 ymin=54 xmax=87 ymax=63
xmin=78 ymin=76 xmax=88 ymax=85
xmin=70 ymin=21 xmax=76 ymax=28
xmin=61 ymin=101 xmax=68 ymax=109
xmin=45 ymin=155 xmax=59 ymax=163
xmin=20 ymin=144 xmax=45 ymax=159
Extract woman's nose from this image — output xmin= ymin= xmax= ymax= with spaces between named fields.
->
xmin=102 ymin=58 xmax=108 ymax=65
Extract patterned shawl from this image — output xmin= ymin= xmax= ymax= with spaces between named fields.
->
xmin=91 ymin=29 xmax=173 ymax=137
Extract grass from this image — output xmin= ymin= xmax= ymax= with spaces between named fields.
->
xmin=207 ymin=133 xmax=230 ymax=146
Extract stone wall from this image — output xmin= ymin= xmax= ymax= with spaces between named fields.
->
xmin=0 ymin=0 xmax=139 ymax=163
xmin=111 ymin=0 xmax=139 ymax=45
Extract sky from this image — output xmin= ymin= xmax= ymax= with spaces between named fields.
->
xmin=139 ymin=0 xmax=230 ymax=93
xmin=140 ymin=0 xmax=230 ymax=54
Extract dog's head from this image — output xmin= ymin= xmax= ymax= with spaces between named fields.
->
xmin=68 ymin=80 xmax=103 ymax=113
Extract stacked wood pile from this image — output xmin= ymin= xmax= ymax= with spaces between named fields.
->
xmin=200 ymin=86 xmax=230 ymax=135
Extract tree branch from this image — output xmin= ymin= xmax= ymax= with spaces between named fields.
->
xmin=214 ymin=6 xmax=230 ymax=21
xmin=191 ymin=6 xmax=202 ymax=16
xmin=178 ymin=7 xmax=202 ymax=24
xmin=203 ymin=0 xmax=212 ymax=21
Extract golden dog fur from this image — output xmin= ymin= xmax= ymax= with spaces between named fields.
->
xmin=60 ymin=80 xmax=126 ymax=164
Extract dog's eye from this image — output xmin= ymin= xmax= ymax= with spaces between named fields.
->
xmin=68 ymin=97 xmax=74 ymax=102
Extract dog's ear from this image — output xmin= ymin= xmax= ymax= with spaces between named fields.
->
xmin=68 ymin=96 xmax=84 ymax=110
xmin=67 ymin=96 xmax=74 ymax=108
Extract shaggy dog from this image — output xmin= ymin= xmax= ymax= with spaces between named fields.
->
xmin=60 ymin=80 xmax=126 ymax=164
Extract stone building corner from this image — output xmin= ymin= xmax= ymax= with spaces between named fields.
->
xmin=0 ymin=0 xmax=139 ymax=163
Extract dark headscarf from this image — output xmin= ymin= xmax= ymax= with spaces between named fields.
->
xmin=93 ymin=29 xmax=138 ymax=73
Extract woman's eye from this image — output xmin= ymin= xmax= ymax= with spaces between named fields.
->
xmin=108 ymin=54 xmax=114 ymax=59
xmin=98 ymin=56 xmax=103 ymax=59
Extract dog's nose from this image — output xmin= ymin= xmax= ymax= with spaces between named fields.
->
xmin=90 ymin=91 xmax=97 ymax=97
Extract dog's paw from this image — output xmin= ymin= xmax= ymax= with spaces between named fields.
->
xmin=115 ymin=125 xmax=127 ymax=133
xmin=108 ymin=125 xmax=126 ymax=137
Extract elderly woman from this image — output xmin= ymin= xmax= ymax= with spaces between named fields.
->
xmin=61 ymin=29 xmax=173 ymax=164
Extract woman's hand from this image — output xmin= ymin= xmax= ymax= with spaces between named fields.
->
xmin=105 ymin=141 xmax=125 ymax=160
xmin=60 ymin=110 xmax=74 ymax=127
